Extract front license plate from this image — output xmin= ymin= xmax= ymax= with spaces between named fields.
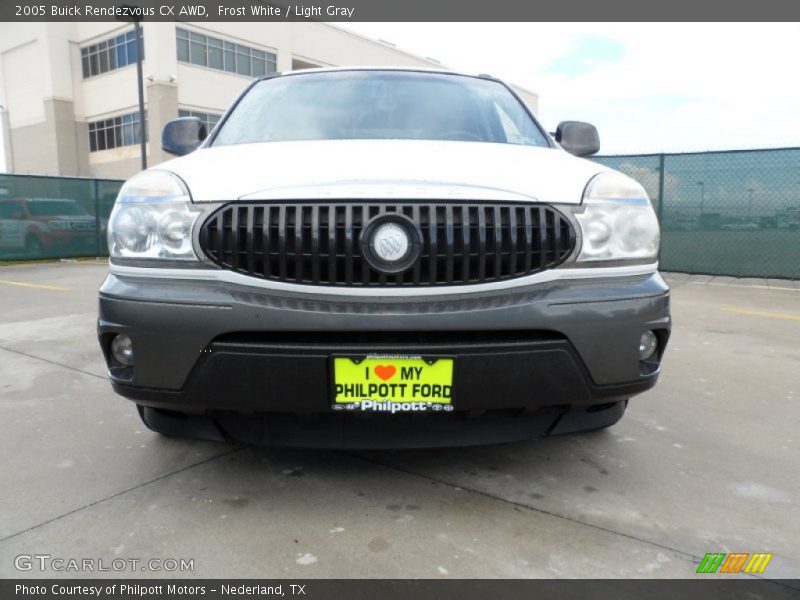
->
xmin=332 ymin=355 xmax=454 ymax=413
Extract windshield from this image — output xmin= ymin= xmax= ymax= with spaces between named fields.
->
xmin=212 ymin=71 xmax=550 ymax=147
xmin=27 ymin=200 xmax=89 ymax=217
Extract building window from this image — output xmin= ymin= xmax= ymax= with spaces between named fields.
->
xmin=88 ymin=112 xmax=146 ymax=152
xmin=178 ymin=109 xmax=222 ymax=132
xmin=81 ymin=29 xmax=144 ymax=79
xmin=176 ymin=28 xmax=276 ymax=77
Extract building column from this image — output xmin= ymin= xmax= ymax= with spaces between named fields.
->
xmin=44 ymin=97 xmax=84 ymax=176
xmin=142 ymin=22 xmax=180 ymax=168
xmin=0 ymin=108 xmax=12 ymax=172
xmin=145 ymin=81 xmax=179 ymax=167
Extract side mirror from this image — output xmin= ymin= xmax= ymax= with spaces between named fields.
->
xmin=555 ymin=121 xmax=600 ymax=157
xmin=11 ymin=211 xmax=24 ymax=220
xmin=162 ymin=117 xmax=207 ymax=156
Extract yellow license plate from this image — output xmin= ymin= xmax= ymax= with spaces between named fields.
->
xmin=332 ymin=355 xmax=454 ymax=412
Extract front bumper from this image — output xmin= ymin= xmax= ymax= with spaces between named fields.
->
xmin=99 ymin=269 xmax=669 ymax=424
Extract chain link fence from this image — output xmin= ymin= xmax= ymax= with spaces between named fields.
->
xmin=2 ymin=147 xmax=799 ymax=278
xmin=595 ymin=147 xmax=800 ymax=279
xmin=0 ymin=174 xmax=122 ymax=261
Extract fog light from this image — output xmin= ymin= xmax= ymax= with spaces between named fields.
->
xmin=638 ymin=331 xmax=658 ymax=360
xmin=111 ymin=334 xmax=134 ymax=366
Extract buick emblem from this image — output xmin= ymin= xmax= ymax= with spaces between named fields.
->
xmin=371 ymin=223 xmax=409 ymax=262
xmin=360 ymin=215 xmax=422 ymax=274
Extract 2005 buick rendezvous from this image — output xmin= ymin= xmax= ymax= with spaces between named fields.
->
xmin=97 ymin=68 xmax=670 ymax=448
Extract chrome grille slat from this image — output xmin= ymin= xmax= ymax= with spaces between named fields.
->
xmin=199 ymin=202 xmax=576 ymax=287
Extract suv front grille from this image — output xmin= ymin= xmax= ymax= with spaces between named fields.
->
xmin=198 ymin=202 xmax=576 ymax=287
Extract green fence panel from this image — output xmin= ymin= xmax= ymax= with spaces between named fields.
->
xmin=595 ymin=148 xmax=800 ymax=279
xmin=0 ymin=173 xmax=123 ymax=261
xmin=95 ymin=179 xmax=125 ymax=257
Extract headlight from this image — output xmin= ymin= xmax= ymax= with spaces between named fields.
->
xmin=108 ymin=170 xmax=200 ymax=260
xmin=574 ymin=172 xmax=660 ymax=263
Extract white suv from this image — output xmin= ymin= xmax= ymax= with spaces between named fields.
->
xmin=98 ymin=68 xmax=670 ymax=448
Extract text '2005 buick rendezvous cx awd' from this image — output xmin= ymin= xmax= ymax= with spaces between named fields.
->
xmin=98 ymin=68 xmax=670 ymax=448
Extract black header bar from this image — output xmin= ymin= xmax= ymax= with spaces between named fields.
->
xmin=4 ymin=0 xmax=800 ymax=22
xmin=3 ymin=579 xmax=800 ymax=600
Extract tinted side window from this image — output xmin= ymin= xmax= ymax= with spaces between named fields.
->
xmin=0 ymin=201 xmax=25 ymax=218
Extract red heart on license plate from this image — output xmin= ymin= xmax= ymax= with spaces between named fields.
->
xmin=374 ymin=365 xmax=397 ymax=381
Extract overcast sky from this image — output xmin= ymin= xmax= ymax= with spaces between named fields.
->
xmin=343 ymin=22 xmax=800 ymax=154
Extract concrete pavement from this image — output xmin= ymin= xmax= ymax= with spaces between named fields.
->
xmin=0 ymin=262 xmax=797 ymax=580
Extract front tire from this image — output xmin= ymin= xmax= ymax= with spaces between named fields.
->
xmin=136 ymin=405 xmax=227 ymax=443
xmin=25 ymin=234 xmax=43 ymax=257
xmin=137 ymin=405 xmax=179 ymax=436
xmin=550 ymin=400 xmax=628 ymax=435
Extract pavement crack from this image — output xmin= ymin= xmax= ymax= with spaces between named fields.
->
xmin=0 ymin=446 xmax=244 ymax=544
xmin=347 ymin=454 xmax=796 ymax=587
xmin=0 ymin=345 xmax=105 ymax=381
xmin=345 ymin=452 xmax=700 ymax=566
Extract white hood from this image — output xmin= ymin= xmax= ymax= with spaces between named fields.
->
xmin=161 ymin=139 xmax=607 ymax=204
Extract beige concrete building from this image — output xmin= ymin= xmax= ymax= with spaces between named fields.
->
xmin=0 ymin=22 xmax=539 ymax=180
